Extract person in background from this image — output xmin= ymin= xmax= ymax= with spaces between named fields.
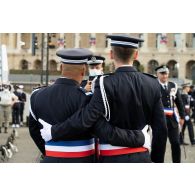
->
xmin=12 ymin=85 xmax=21 ymax=128
xmin=81 ymin=56 xmax=105 ymax=92
xmin=0 ymin=84 xmax=18 ymax=133
xmin=18 ymin=85 xmax=27 ymax=126
xmin=155 ymin=65 xmax=185 ymax=163
xmin=189 ymin=85 xmax=195 ymax=123
xmin=180 ymin=83 xmax=195 ymax=145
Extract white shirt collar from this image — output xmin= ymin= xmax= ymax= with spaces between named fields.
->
xmin=158 ymin=79 xmax=168 ymax=88
xmin=115 ymin=64 xmax=133 ymax=70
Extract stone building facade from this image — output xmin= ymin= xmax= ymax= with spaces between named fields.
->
xmin=1 ymin=33 xmax=195 ymax=83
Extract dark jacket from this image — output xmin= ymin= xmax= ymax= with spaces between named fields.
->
xmin=29 ymin=77 xmax=145 ymax=155
xmin=51 ymin=67 xmax=168 ymax=162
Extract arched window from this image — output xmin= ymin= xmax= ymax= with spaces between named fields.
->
xmin=49 ymin=60 xmax=57 ymax=71
xmin=34 ymin=59 xmax=42 ymax=70
xmin=148 ymin=60 xmax=159 ymax=74
xmin=167 ymin=60 xmax=178 ymax=78
xmin=186 ymin=60 xmax=195 ymax=83
xmin=20 ymin=59 xmax=29 ymax=70
xmin=133 ymin=60 xmax=144 ymax=72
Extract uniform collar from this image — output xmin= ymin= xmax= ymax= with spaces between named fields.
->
xmin=55 ymin=77 xmax=80 ymax=86
xmin=115 ymin=66 xmax=137 ymax=73
xmin=158 ymin=79 xmax=168 ymax=88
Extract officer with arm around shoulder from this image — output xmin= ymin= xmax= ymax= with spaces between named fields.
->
xmin=39 ymin=35 xmax=167 ymax=163
xmin=29 ymin=48 xmax=151 ymax=163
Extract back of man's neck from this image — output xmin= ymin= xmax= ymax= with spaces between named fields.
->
xmin=61 ymin=74 xmax=80 ymax=84
xmin=115 ymin=62 xmax=133 ymax=69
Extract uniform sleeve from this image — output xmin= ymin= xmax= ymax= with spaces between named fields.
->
xmin=29 ymin=113 xmax=45 ymax=155
xmin=51 ymin=79 xmax=107 ymax=140
xmin=93 ymin=117 xmax=145 ymax=147
xmin=80 ymin=80 xmax=87 ymax=88
xmin=181 ymin=94 xmax=188 ymax=115
xmin=175 ymin=90 xmax=185 ymax=119
xmin=150 ymin=85 xmax=168 ymax=163
xmin=29 ymin=94 xmax=45 ymax=155
xmin=22 ymin=93 xmax=27 ymax=102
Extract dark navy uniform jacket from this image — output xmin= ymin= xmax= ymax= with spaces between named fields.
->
xmin=181 ymin=92 xmax=191 ymax=116
xmin=51 ymin=67 xmax=168 ymax=162
xmin=29 ymin=77 xmax=145 ymax=155
xmin=160 ymin=81 xmax=185 ymax=128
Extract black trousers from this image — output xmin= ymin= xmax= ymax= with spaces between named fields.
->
xmin=19 ymin=102 xmax=25 ymax=123
xmin=180 ymin=119 xmax=195 ymax=144
xmin=42 ymin=155 xmax=95 ymax=163
xmin=12 ymin=103 xmax=20 ymax=125
xmin=99 ymin=151 xmax=151 ymax=163
xmin=166 ymin=119 xmax=181 ymax=163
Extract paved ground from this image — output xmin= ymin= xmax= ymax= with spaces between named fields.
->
xmin=0 ymin=125 xmax=195 ymax=163
xmin=0 ymin=127 xmax=40 ymax=163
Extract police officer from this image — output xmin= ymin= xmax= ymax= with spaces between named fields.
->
xmin=81 ymin=56 xmax=105 ymax=92
xmin=189 ymin=85 xmax=195 ymax=123
xmin=29 ymin=48 xmax=150 ymax=163
xmin=155 ymin=65 xmax=185 ymax=163
xmin=180 ymin=83 xmax=195 ymax=145
xmin=40 ymin=35 xmax=167 ymax=163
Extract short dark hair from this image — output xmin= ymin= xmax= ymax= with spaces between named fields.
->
xmin=112 ymin=46 xmax=137 ymax=64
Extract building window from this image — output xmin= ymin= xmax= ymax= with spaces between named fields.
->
xmin=33 ymin=59 xmax=42 ymax=70
xmin=186 ymin=60 xmax=195 ymax=83
xmin=174 ymin=33 xmax=181 ymax=48
xmin=89 ymin=33 xmax=96 ymax=47
xmin=192 ymin=33 xmax=195 ymax=48
xmin=167 ymin=60 xmax=178 ymax=78
xmin=156 ymin=33 xmax=167 ymax=49
xmin=48 ymin=33 xmax=56 ymax=49
xmin=49 ymin=60 xmax=57 ymax=71
xmin=148 ymin=60 xmax=159 ymax=74
xmin=20 ymin=59 xmax=29 ymax=70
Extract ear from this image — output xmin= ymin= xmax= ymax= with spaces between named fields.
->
xmin=81 ymin=65 xmax=86 ymax=76
xmin=134 ymin=50 xmax=139 ymax=60
xmin=60 ymin=64 xmax=62 ymax=72
xmin=110 ymin=50 xmax=114 ymax=60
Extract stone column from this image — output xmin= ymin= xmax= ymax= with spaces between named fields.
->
xmin=16 ymin=33 xmax=21 ymax=51
xmin=141 ymin=33 xmax=149 ymax=52
xmin=60 ymin=33 xmax=64 ymax=39
xmin=181 ymin=33 xmax=187 ymax=51
xmin=74 ymin=33 xmax=80 ymax=48
xmin=65 ymin=33 xmax=74 ymax=48
xmin=8 ymin=33 xmax=15 ymax=51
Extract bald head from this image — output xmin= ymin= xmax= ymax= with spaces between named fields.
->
xmin=61 ymin=63 xmax=86 ymax=84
